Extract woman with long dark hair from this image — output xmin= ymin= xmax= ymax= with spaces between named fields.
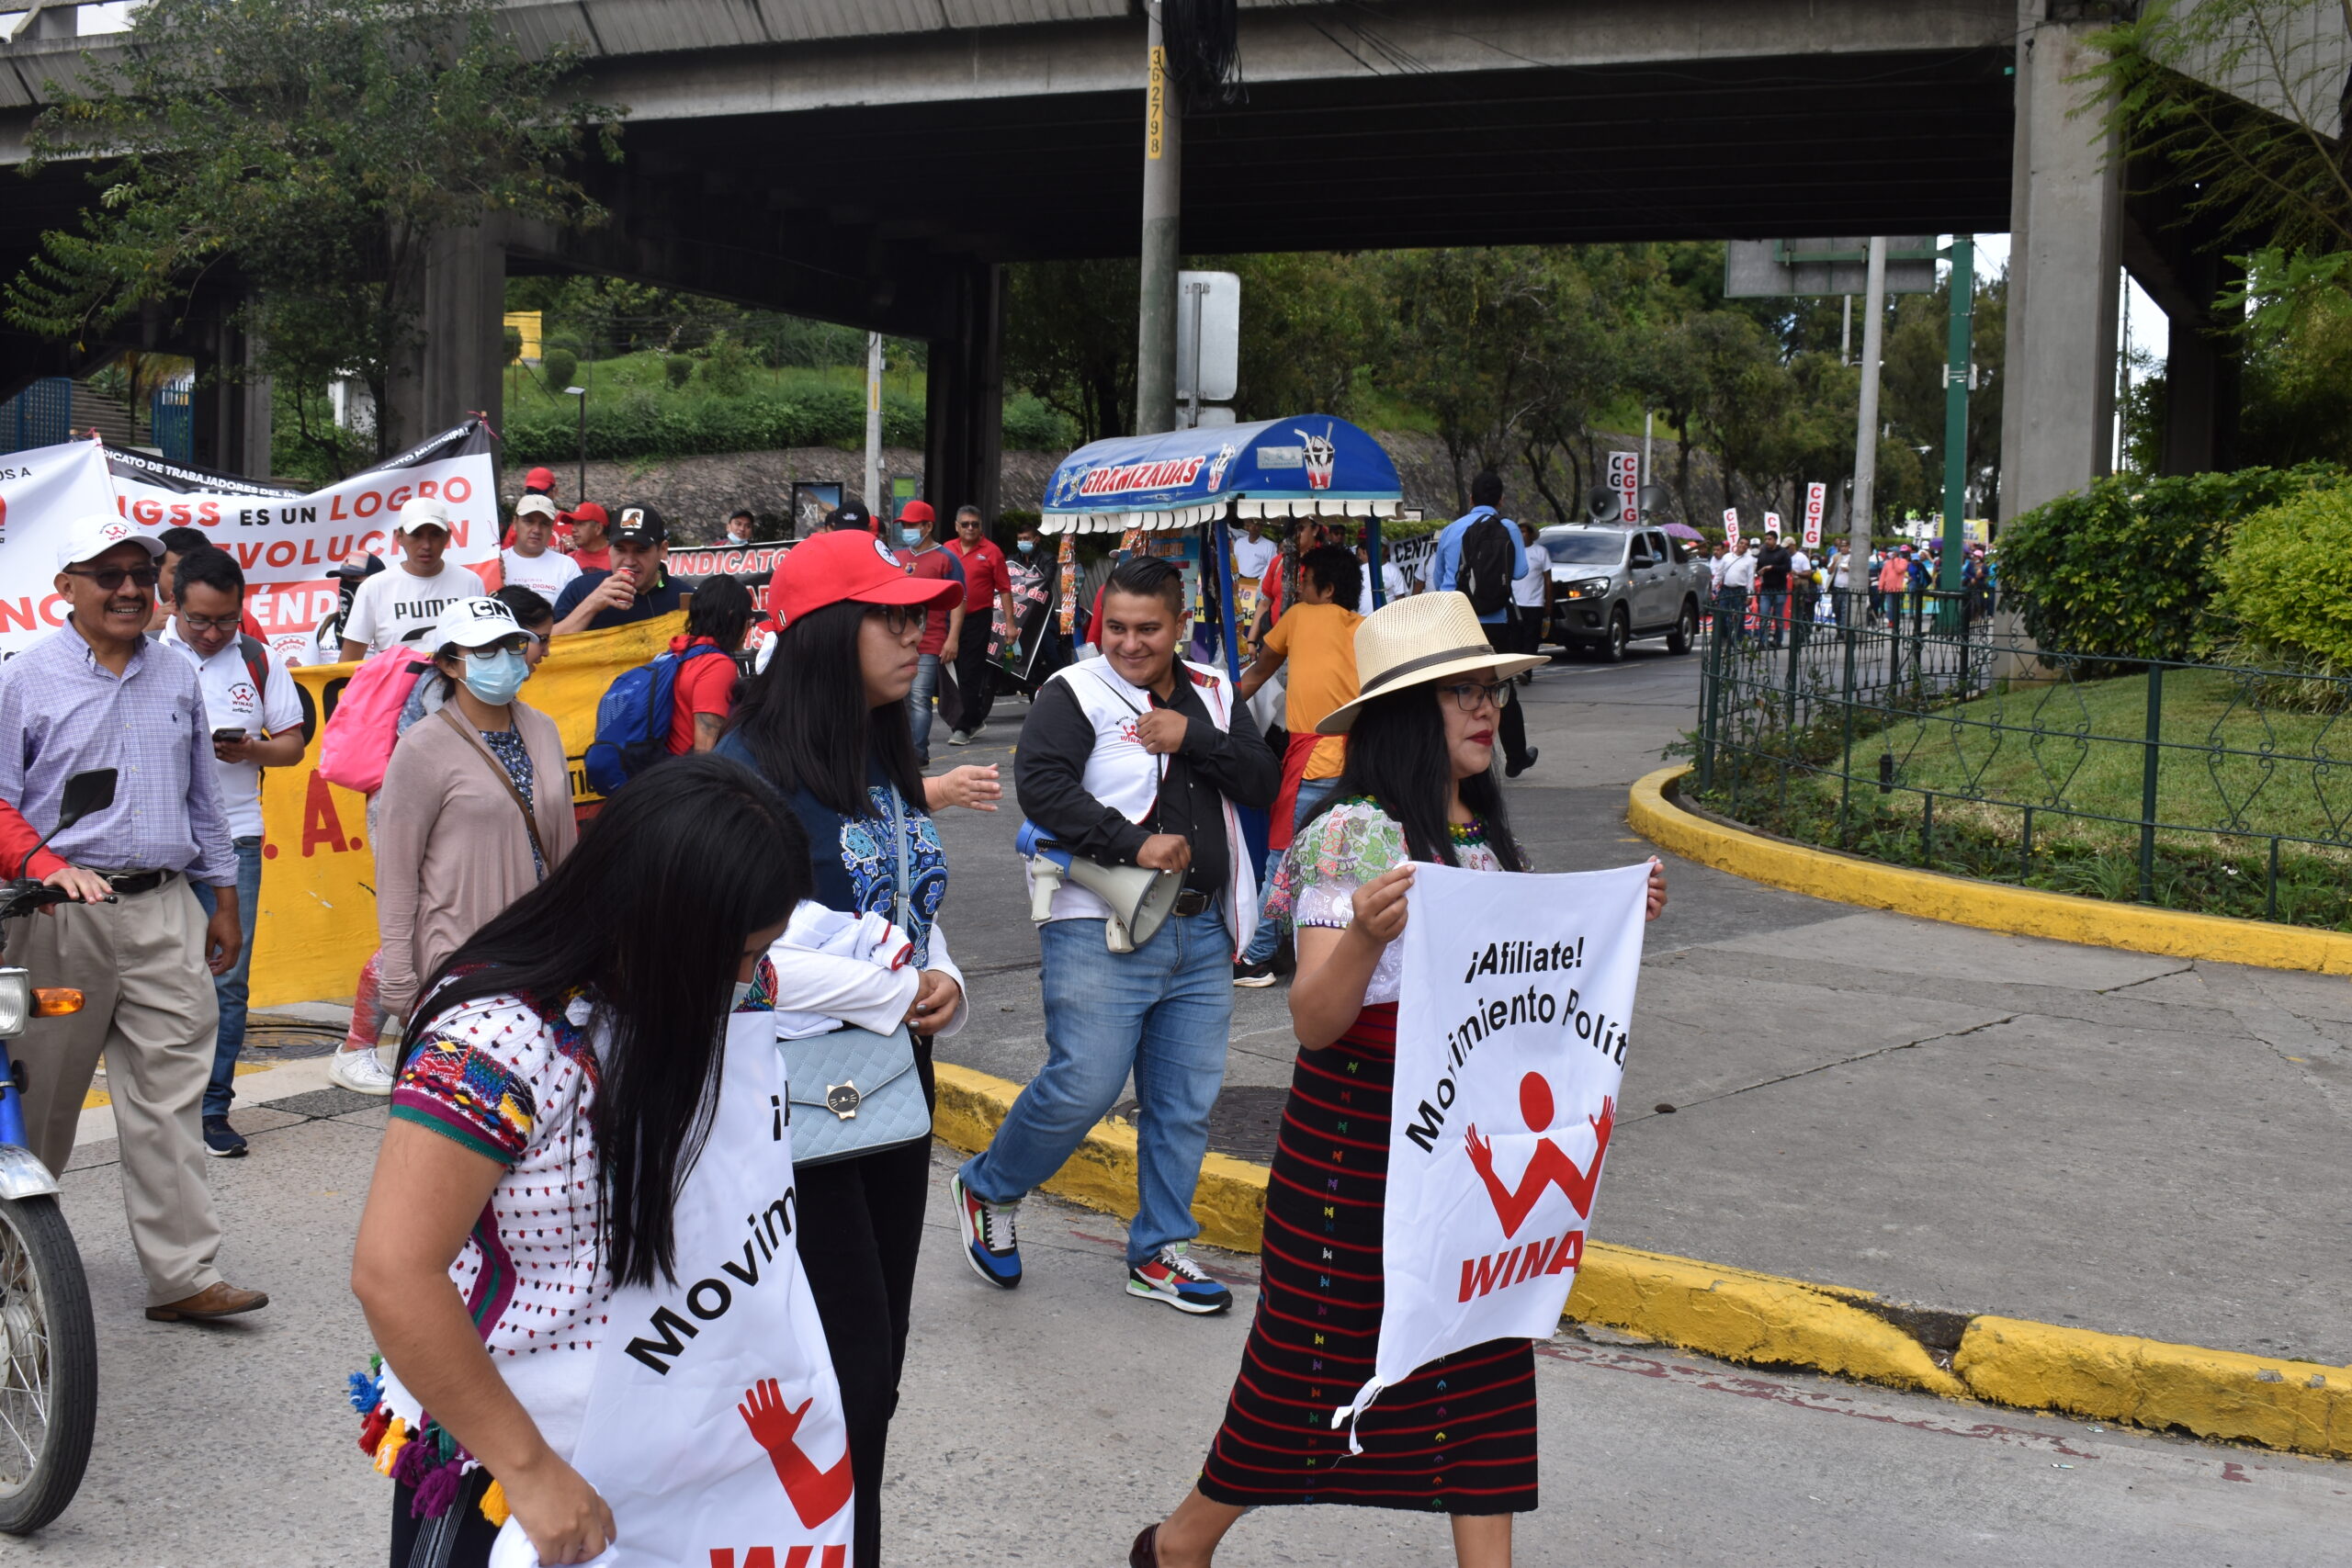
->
xmin=716 ymin=529 xmax=970 ymax=1568
xmin=349 ymin=755 xmax=812 ymax=1568
xmin=667 ymin=569 xmax=755 ymax=755
xmin=1133 ymin=593 xmax=1668 ymax=1568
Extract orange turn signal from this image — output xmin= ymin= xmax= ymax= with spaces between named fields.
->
xmin=30 ymin=988 xmax=82 ymax=1018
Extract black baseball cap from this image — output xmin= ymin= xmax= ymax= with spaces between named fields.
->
xmin=823 ymin=502 xmax=873 ymax=534
xmin=612 ymin=503 xmax=668 ymax=546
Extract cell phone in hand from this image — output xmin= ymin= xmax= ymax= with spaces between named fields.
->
xmin=212 ymin=728 xmax=247 ymax=745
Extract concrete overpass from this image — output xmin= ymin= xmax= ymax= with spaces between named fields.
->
xmin=0 ymin=1 xmax=2228 ymax=523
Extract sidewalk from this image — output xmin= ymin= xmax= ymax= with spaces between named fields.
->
xmin=930 ymin=651 xmax=2352 ymax=1371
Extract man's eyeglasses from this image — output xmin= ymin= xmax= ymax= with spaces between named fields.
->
xmin=179 ymin=613 xmax=243 ymax=633
xmin=65 ymin=565 xmax=159 ymax=592
xmin=867 ymin=605 xmax=924 ymax=637
xmin=1437 ymin=679 xmax=1515 ymax=712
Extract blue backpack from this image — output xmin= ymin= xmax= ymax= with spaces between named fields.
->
xmin=582 ymin=644 xmax=732 ymax=795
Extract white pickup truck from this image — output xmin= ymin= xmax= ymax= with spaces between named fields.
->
xmin=1536 ymin=524 xmax=1709 ymax=661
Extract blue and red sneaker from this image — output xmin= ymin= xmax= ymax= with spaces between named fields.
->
xmin=950 ymin=1172 xmax=1023 ymax=1289
xmin=1125 ymin=1244 xmax=1232 ymax=1314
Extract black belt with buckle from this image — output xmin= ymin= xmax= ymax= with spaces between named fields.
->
xmin=105 ymin=870 xmax=173 ymax=897
xmin=1171 ymin=889 xmax=1211 ymax=917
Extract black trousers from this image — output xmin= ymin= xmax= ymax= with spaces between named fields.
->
xmin=1483 ymin=616 xmax=1532 ymax=770
xmin=389 ymin=1471 xmax=500 ymax=1568
xmin=795 ymin=1039 xmax=937 ymax=1568
xmin=942 ymin=626 xmax=999 ymax=735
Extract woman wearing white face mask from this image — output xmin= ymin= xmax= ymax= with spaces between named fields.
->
xmin=373 ymin=596 xmax=578 ymax=1025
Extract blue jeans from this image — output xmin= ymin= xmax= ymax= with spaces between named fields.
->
xmin=1758 ymin=590 xmax=1788 ymax=646
xmin=960 ymin=908 xmax=1232 ymax=1265
xmin=1240 ymin=777 xmax=1340 ymax=965
xmin=192 ymin=836 xmax=262 ymax=1119
xmin=906 ymin=653 xmax=941 ymax=760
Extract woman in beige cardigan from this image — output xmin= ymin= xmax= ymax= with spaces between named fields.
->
xmin=374 ymin=596 xmax=578 ymax=1023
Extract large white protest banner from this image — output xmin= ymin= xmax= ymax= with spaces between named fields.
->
xmin=0 ymin=419 xmax=499 ymax=659
xmin=1334 ymin=860 xmax=1650 ymax=1444
xmin=0 ymin=437 xmax=122 ymax=647
xmin=488 ymin=1006 xmax=854 ymax=1568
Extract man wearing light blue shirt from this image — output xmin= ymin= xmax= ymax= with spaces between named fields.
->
xmin=1428 ymin=470 xmax=1537 ymax=776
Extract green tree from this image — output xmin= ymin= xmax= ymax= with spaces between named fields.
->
xmin=1003 ymin=258 xmax=1139 ymax=444
xmin=6 ymin=0 xmax=620 ymax=474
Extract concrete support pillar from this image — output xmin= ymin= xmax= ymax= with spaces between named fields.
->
xmin=189 ymin=305 xmax=272 ymax=479
xmin=924 ymin=261 xmax=1005 ymax=524
xmin=2159 ymin=254 xmax=2243 ymax=477
xmin=1999 ymin=4 xmax=2123 ymax=520
xmin=386 ymin=222 xmax=506 ymax=457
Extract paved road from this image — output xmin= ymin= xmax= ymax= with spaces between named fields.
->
xmin=18 ymin=631 xmax=2351 ymax=1560
xmin=35 ymin=1090 xmax=2352 ymax=1566
xmin=939 ymin=644 xmax=2352 ymax=1366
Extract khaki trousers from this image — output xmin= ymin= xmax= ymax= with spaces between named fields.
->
xmin=5 ymin=877 xmax=225 ymax=1305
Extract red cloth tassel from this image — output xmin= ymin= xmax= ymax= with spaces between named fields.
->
xmin=1268 ymin=730 xmax=1331 ymax=854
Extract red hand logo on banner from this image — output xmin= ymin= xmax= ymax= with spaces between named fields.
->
xmin=737 ymin=1378 xmax=854 ymax=1529
xmin=1464 ymin=1075 xmax=1615 ymax=1238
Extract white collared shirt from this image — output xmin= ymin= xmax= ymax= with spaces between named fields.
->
xmin=160 ymin=624 xmax=304 ymax=840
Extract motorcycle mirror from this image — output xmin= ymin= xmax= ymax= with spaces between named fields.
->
xmin=56 ymin=770 xmax=116 ymax=834
xmin=15 ymin=769 xmax=117 ymax=880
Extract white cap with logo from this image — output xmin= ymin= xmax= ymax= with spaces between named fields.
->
xmin=429 ymin=595 xmax=536 ymax=651
xmin=56 ymin=513 xmax=165 ymax=571
xmin=514 ymin=493 xmax=560 ymax=522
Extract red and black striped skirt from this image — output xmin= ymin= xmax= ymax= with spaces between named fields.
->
xmin=1196 ymin=1004 xmax=1538 ymax=1516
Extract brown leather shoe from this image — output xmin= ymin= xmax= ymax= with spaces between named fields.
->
xmin=1129 ymin=1525 xmax=1160 ymax=1568
xmin=144 ymin=1281 xmax=268 ymax=1322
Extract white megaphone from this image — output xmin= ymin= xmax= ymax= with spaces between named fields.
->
xmin=1017 ymin=819 xmax=1186 ymax=953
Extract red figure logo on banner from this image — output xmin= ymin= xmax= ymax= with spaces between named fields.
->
xmin=737 ymin=1379 xmax=854 ymax=1529
xmin=1463 ymin=1074 xmax=1615 ymax=1238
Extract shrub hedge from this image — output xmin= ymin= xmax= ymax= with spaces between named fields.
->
xmin=2215 ymin=479 xmax=2352 ymax=671
xmin=1997 ymin=464 xmax=2341 ymax=662
xmin=503 ymin=387 xmax=1072 ymax=462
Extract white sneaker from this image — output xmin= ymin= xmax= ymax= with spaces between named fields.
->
xmin=946 ymin=729 xmax=972 ymax=747
xmin=328 ymin=1044 xmax=395 ymax=1096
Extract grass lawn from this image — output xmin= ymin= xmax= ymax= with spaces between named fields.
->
xmin=1849 ymin=666 xmax=2352 ymax=850
xmin=505 ymin=354 xmax=927 ymax=411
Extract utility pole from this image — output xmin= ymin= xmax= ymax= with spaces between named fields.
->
xmin=1940 ymin=235 xmax=1974 ymax=591
xmin=1642 ymin=409 xmax=1654 ymax=500
xmin=1134 ymin=5 xmax=1182 ymax=436
xmin=1842 ymin=294 xmax=1853 ymax=366
xmin=865 ymin=332 xmax=884 ymax=517
xmin=1847 ymin=237 xmax=1888 ymax=584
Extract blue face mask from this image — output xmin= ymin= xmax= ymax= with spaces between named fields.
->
xmin=461 ymin=646 xmax=529 ymax=705
xmin=1017 ymin=538 xmax=1036 ymax=554
xmin=899 ymin=527 xmax=923 ymax=548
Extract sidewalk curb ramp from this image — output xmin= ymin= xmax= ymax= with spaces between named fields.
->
xmin=1625 ymin=762 xmax=2352 ymax=976
xmin=933 ymin=1062 xmax=2352 ymax=1459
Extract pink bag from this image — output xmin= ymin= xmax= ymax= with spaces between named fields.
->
xmin=317 ymin=646 xmax=435 ymax=795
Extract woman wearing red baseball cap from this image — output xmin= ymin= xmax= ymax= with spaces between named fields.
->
xmin=713 ymin=529 xmax=973 ymax=1568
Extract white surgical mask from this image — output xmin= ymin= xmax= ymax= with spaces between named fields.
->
xmin=461 ymin=646 xmax=529 ymax=705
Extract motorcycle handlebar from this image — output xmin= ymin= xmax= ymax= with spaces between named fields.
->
xmin=0 ymin=881 xmax=94 ymax=920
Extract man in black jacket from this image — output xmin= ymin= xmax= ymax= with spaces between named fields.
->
xmin=953 ymin=556 xmax=1277 ymax=1315
xmin=1754 ymin=533 xmax=1793 ymax=649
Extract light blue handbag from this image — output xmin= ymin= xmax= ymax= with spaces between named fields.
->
xmin=782 ymin=785 xmax=933 ymax=1167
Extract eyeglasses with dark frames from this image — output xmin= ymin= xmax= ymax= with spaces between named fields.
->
xmin=65 ymin=565 xmax=160 ymax=592
xmin=1436 ymin=679 xmax=1515 ymax=712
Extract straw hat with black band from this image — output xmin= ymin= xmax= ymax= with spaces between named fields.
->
xmin=1315 ymin=591 xmax=1545 ymax=735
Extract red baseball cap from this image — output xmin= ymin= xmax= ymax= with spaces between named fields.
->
xmin=897 ymin=500 xmax=934 ymax=526
xmin=567 ymin=502 xmax=608 ymax=526
xmin=774 ymin=530 xmax=960 ymax=625
xmin=525 ymin=467 xmax=558 ymax=494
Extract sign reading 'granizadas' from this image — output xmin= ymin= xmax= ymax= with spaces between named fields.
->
xmin=1333 ymin=860 xmax=1651 ymax=1448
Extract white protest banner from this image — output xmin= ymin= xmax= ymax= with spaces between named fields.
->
xmin=97 ymin=419 xmax=499 ymax=663
xmin=492 ymin=1007 xmax=853 ymax=1568
xmin=1607 ymin=450 xmax=1639 ymax=524
xmin=1802 ymin=481 xmax=1826 ymax=549
xmin=1722 ymin=508 xmax=1740 ymax=547
xmin=0 ymin=436 xmax=123 ymax=649
xmin=1764 ymin=510 xmax=1782 ymax=537
xmin=1334 ymin=861 xmax=1650 ymax=1446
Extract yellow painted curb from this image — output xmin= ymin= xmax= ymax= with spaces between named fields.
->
xmin=1627 ymin=764 xmax=2352 ymax=976
xmin=1955 ymin=1317 xmax=2350 ymax=1459
xmin=932 ymin=1061 xmax=2347 ymax=1457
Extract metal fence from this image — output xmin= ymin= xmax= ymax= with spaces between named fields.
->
xmin=1690 ymin=590 xmax=2352 ymax=925
xmin=1 ymin=377 xmax=74 ymax=455
xmin=151 ymin=386 xmax=193 ymax=461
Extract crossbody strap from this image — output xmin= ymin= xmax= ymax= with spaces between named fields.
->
xmin=437 ymin=705 xmax=550 ymax=876
xmin=886 ymin=783 xmax=912 ymax=940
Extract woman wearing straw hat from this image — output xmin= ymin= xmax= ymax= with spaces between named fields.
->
xmin=1131 ymin=592 xmax=1668 ymax=1568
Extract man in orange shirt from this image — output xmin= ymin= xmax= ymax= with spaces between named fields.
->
xmin=1230 ymin=545 xmax=1362 ymax=985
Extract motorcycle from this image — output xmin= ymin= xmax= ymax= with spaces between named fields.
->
xmin=0 ymin=767 xmax=118 ymax=1533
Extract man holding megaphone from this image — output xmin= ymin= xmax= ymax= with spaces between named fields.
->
xmin=954 ymin=555 xmax=1278 ymax=1315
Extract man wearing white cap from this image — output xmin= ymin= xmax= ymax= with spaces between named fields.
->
xmin=0 ymin=514 xmax=267 ymax=1321
xmin=497 ymin=492 xmax=581 ymax=604
xmin=338 ymin=495 xmax=476 ymax=661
